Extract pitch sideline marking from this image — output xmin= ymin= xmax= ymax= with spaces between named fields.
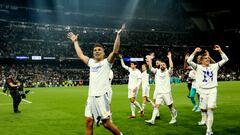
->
xmin=0 ymin=92 xmax=32 ymax=104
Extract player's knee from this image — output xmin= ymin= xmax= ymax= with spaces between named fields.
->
xmin=102 ymin=120 xmax=111 ymax=128
xmin=201 ymin=109 xmax=207 ymax=112
xmin=85 ymin=118 xmax=93 ymax=128
xmin=154 ymin=104 xmax=160 ymax=108
xmin=130 ymin=98 xmax=135 ymax=103
xmin=207 ymin=108 xmax=214 ymax=111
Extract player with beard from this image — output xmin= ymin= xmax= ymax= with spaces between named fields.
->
xmin=145 ymin=51 xmax=177 ymax=125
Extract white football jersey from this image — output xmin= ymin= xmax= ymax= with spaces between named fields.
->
xmin=109 ymin=70 xmax=113 ymax=84
xmin=88 ymin=58 xmax=112 ymax=96
xmin=189 ymin=70 xmax=196 ymax=88
xmin=195 ymin=63 xmax=219 ymax=89
xmin=152 ymin=68 xmax=172 ymax=94
xmin=127 ymin=68 xmax=142 ymax=90
xmin=141 ymin=70 xmax=150 ymax=88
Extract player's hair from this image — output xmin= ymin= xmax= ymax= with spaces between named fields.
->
xmin=130 ymin=61 xmax=138 ymax=66
xmin=199 ymin=53 xmax=208 ymax=61
xmin=142 ymin=63 xmax=147 ymax=67
xmin=93 ymin=43 xmax=104 ymax=50
xmin=156 ymin=59 xmax=161 ymax=62
xmin=197 ymin=55 xmax=202 ymax=64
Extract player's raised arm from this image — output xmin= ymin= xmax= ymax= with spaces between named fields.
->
xmin=213 ymin=45 xmax=229 ymax=67
xmin=108 ymin=24 xmax=125 ymax=63
xmin=167 ymin=51 xmax=173 ymax=74
xmin=67 ymin=32 xmax=89 ymax=65
xmin=119 ymin=54 xmax=129 ymax=70
xmin=184 ymin=53 xmax=190 ymax=70
xmin=146 ymin=54 xmax=157 ymax=74
xmin=187 ymin=47 xmax=202 ymax=69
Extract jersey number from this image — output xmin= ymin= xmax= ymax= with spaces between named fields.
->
xmin=202 ymin=70 xmax=213 ymax=82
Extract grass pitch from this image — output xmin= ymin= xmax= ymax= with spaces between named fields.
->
xmin=0 ymin=81 xmax=240 ymax=135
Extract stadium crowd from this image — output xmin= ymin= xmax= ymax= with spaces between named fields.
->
xmin=0 ymin=22 xmax=239 ymax=88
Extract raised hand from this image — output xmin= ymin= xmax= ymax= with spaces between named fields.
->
xmin=167 ymin=51 xmax=172 ymax=59
xmin=194 ymin=47 xmax=202 ymax=53
xmin=213 ymin=45 xmax=221 ymax=51
xmin=205 ymin=50 xmax=210 ymax=56
xmin=117 ymin=24 xmax=126 ymax=35
xmin=67 ymin=32 xmax=78 ymax=42
xmin=185 ymin=53 xmax=190 ymax=60
xmin=149 ymin=52 xmax=155 ymax=60
xmin=119 ymin=54 xmax=123 ymax=59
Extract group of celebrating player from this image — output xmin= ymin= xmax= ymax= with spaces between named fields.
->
xmin=67 ymin=24 xmax=229 ymax=135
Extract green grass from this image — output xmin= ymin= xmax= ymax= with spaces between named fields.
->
xmin=0 ymin=81 xmax=240 ymax=135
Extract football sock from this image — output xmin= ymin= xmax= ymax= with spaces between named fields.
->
xmin=207 ymin=110 xmax=214 ymax=132
xmin=131 ymin=103 xmax=136 ymax=116
xmin=134 ymin=101 xmax=143 ymax=110
xmin=151 ymin=108 xmax=158 ymax=121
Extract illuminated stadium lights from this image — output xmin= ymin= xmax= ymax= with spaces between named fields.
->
xmin=31 ymin=56 xmax=42 ymax=60
xmin=43 ymin=57 xmax=56 ymax=60
xmin=123 ymin=57 xmax=144 ymax=62
xmin=16 ymin=56 xmax=29 ymax=60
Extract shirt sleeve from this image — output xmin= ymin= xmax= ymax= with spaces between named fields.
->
xmin=87 ymin=58 xmax=94 ymax=67
xmin=218 ymin=52 xmax=229 ymax=68
xmin=187 ymin=54 xmax=197 ymax=70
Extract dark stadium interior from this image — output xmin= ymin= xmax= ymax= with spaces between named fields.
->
xmin=0 ymin=0 xmax=239 ymax=86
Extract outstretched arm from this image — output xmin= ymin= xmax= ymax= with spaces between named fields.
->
xmin=184 ymin=53 xmax=190 ymax=70
xmin=108 ymin=24 xmax=125 ymax=63
xmin=187 ymin=47 xmax=202 ymax=69
xmin=167 ymin=51 xmax=173 ymax=74
xmin=67 ymin=32 xmax=89 ymax=65
xmin=213 ymin=45 xmax=229 ymax=67
xmin=146 ymin=53 xmax=156 ymax=74
xmin=119 ymin=54 xmax=129 ymax=70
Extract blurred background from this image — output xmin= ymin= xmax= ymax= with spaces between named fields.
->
xmin=0 ymin=0 xmax=239 ymax=87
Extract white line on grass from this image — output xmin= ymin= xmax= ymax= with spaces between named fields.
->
xmin=0 ymin=102 xmax=29 ymax=106
xmin=0 ymin=92 xmax=32 ymax=104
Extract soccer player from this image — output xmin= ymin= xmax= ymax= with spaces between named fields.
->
xmin=187 ymin=45 xmax=229 ymax=135
xmin=188 ymin=67 xmax=200 ymax=112
xmin=146 ymin=56 xmax=161 ymax=120
xmin=184 ymin=53 xmax=193 ymax=98
xmin=184 ymin=53 xmax=200 ymax=112
xmin=119 ymin=54 xmax=144 ymax=118
xmin=145 ymin=51 xmax=177 ymax=125
xmin=67 ymin=24 xmax=125 ymax=135
xmin=141 ymin=64 xmax=154 ymax=111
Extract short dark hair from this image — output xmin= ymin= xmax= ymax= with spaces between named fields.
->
xmin=130 ymin=61 xmax=138 ymax=66
xmin=156 ymin=59 xmax=162 ymax=62
xmin=93 ymin=43 xmax=104 ymax=50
